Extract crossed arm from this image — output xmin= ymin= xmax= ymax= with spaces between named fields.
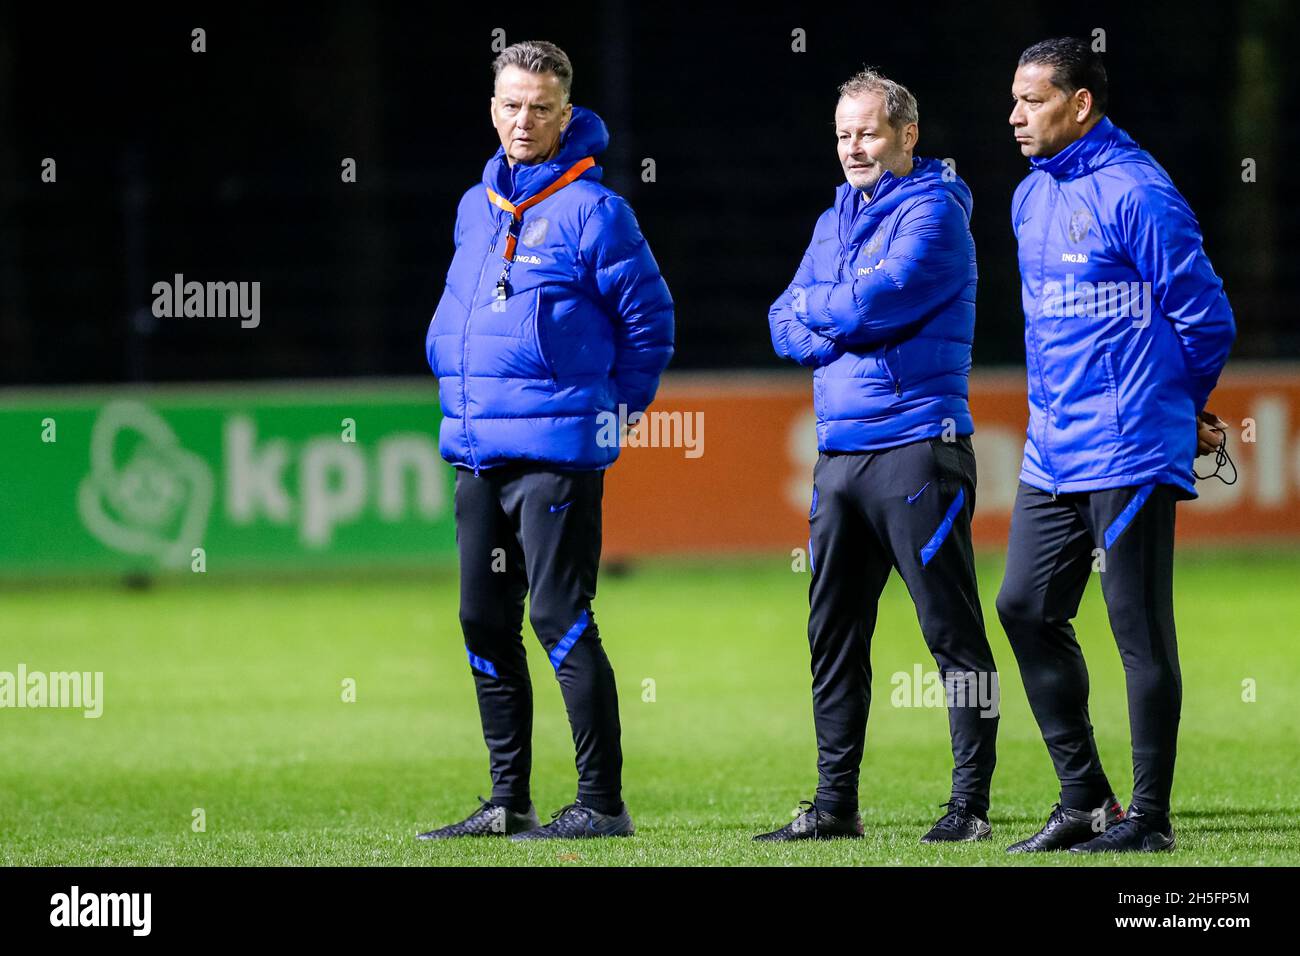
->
xmin=769 ymin=196 xmax=970 ymax=366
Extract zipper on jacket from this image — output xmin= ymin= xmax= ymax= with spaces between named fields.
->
xmin=847 ymin=187 xmax=906 ymax=398
xmin=1032 ymin=179 xmax=1060 ymax=496
xmin=463 ymin=210 xmax=505 ymax=476
xmin=879 ymin=345 xmax=901 ymax=395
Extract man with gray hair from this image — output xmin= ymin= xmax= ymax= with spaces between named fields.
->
xmin=759 ymin=69 xmax=999 ymax=843
xmin=419 ymin=40 xmax=674 ymax=840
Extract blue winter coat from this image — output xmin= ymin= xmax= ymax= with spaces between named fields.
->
xmin=1012 ymin=116 xmax=1235 ymax=497
xmin=426 ymin=106 xmax=674 ymax=471
xmin=768 ymin=157 xmax=978 ymax=451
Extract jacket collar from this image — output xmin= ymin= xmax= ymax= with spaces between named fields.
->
xmin=482 ymin=105 xmax=608 ymax=204
xmin=853 ymin=158 xmax=917 ymax=208
xmin=835 ymin=156 xmax=974 ymax=243
xmin=1030 ymin=115 xmax=1119 ymax=180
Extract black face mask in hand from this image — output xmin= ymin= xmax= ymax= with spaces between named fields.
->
xmin=1194 ymin=423 xmax=1238 ymax=485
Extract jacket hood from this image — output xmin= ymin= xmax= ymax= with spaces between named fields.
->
xmin=482 ymin=105 xmax=608 ymax=202
xmin=834 ymin=156 xmax=973 ymax=241
xmin=1029 ymin=116 xmax=1147 ymax=181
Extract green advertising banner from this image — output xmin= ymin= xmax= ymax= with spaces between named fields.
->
xmin=0 ymin=380 xmax=457 ymax=579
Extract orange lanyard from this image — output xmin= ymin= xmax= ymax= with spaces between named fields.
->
xmin=486 ymin=156 xmax=595 ymax=298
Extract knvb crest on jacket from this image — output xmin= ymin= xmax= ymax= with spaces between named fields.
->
xmin=520 ymin=217 xmax=549 ymax=247
xmin=426 ymin=107 xmax=675 ymax=472
xmin=1012 ymin=116 xmax=1235 ymax=497
xmin=1068 ymin=208 xmax=1092 ymax=243
xmin=768 ymin=157 xmax=979 ymax=453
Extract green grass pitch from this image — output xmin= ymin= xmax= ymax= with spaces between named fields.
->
xmin=3 ymin=550 xmax=1297 ymax=866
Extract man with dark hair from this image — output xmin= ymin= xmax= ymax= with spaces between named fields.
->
xmin=417 ymin=40 xmax=674 ymax=840
xmin=757 ymin=69 xmax=1000 ymax=844
xmin=1017 ymin=37 xmax=1109 ymax=113
xmin=1000 ymin=37 xmax=1235 ymax=853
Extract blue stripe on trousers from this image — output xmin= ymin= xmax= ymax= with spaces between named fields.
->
xmin=549 ymin=610 xmax=590 ymax=671
xmin=1104 ymin=483 xmax=1156 ymax=550
xmin=466 ymin=646 xmax=499 ymax=678
xmin=920 ymin=487 xmax=966 ymax=567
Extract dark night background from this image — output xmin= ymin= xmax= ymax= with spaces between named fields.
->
xmin=1 ymin=0 xmax=1295 ymax=386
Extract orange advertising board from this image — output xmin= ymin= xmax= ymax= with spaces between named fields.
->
xmin=603 ymin=367 xmax=1300 ymax=558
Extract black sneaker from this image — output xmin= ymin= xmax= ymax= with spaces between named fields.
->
xmin=920 ymin=799 xmax=991 ymax=843
xmin=416 ymin=796 xmax=540 ymax=839
xmin=1007 ymin=796 xmax=1125 ymax=853
xmin=509 ymin=800 xmax=634 ymax=840
xmin=1069 ymin=807 xmax=1175 ymax=853
xmin=753 ymin=800 xmax=864 ymax=841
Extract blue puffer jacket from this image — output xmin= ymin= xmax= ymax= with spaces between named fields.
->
xmin=769 ymin=157 xmax=977 ymax=452
xmin=1013 ymin=116 xmax=1235 ymax=497
xmin=426 ymin=107 xmax=674 ymax=471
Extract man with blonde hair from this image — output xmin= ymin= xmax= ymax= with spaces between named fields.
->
xmin=759 ymin=69 xmax=999 ymax=844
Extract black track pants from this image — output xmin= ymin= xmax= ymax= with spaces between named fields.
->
xmin=454 ymin=465 xmax=622 ymax=812
xmin=995 ymin=481 xmax=1181 ymax=817
xmin=808 ymin=436 xmax=999 ymax=818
